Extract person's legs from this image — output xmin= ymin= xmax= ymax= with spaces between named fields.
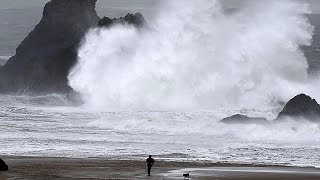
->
xmin=147 ymin=165 xmax=151 ymax=175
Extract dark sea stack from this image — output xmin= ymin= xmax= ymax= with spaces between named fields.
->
xmin=0 ymin=0 xmax=100 ymax=94
xmin=276 ymin=94 xmax=320 ymax=122
xmin=220 ymin=114 xmax=269 ymax=125
xmin=98 ymin=13 xmax=146 ymax=28
xmin=124 ymin=13 xmax=146 ymax=27
xmin=0 ymin=158 xmax=8 ymax=171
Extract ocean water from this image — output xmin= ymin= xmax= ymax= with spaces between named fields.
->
xmin=0 ymin=95 xmax=320 ymax=167
xmin=1 ymin=0 xmax=320 ymax=168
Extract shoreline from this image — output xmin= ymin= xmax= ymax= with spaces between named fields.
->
xmin=1 ymin=156 xmax=320 ymax=179
xmin=1 ymin=155 xmax=317 ymax=168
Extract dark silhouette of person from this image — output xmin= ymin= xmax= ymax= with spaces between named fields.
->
xmin=146 ymin=155 xmax=155 ymax=176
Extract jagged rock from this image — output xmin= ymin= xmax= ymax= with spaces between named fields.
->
xmin=98 ymin=13 xmax=146 ymax=28
xmin=276 ymin=94 xmax=320 ymax=122
xmin=0 ymin=158 xmax=8 ymax=171
xmin=220 ymin=114 xmax=269 ymax=125
xmin=0 ymin=0 xmax=100 ymax=94
xmin=0 ymin=0 xmax=146 ymax=95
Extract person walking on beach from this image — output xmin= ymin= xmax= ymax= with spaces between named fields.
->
xmin=146 ymin=155 xmax=155 ymax=176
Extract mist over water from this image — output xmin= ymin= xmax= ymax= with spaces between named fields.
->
xmin=69 ymin=0 xmax=316 ymax=111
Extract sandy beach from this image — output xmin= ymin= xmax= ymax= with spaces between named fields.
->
xmin=0 ymin=156 xmax=320 ymax=179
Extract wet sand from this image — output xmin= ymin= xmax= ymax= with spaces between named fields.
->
xmin=0 ymin=156 xmax=320 ymax=179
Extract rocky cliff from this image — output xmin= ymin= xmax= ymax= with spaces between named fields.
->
xmin=220 ymin=114 xmax=269 ymax=125
xmin=276 ymin=94 xmax=320 ymax=122
xmin=0 ymin=0 xmax=146 ymax=95
xmin=0 ymin=0 xmax=100 ymax=94
xmin=98 ymin=13 xmax=146 ymax=28
xmin=221 ymin=94 xmax=320 ymax=124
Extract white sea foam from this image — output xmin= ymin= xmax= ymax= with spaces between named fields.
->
xmin=0 ymin=56 xmax=10 ymax=60
xmin=0 ymin=103 xmax=320 ymax=167
xmin=69 ymin=0 xmax=317 ymax=111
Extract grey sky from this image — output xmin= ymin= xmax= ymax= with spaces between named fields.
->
xmin=1 ymin=0 xmax=320 ymax=14
xmin=223 ymin=0 xmax=320 ymax=13
xmin=307 ymin=0 xmax=320 ymax=13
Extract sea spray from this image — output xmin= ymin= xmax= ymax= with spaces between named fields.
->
xmin=69 ymin=0 xmax=315 ymax=110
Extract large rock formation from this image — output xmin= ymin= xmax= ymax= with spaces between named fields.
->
xmin=276 ymin=94 xmax=320 ymax=122
xmin=0 ymin=158 xmax=8 ymax=171
xmin=98 ymin=13 xmax=146 ymax=28
xmin=220 ymin=114 xmax=269 ymax=125
xmin=0 ymin=0 xmax=146 ymax=95
xmin=0 ymin=0 xmax=100 ymax=94
xmin=221 ymin=94 xmax=320 ymax=125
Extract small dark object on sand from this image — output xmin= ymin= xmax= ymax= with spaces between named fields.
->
xmin=183 ymin=172 xmax=190 ymax=179
xmin=0 ymin=158 xmax=8 ymax=171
